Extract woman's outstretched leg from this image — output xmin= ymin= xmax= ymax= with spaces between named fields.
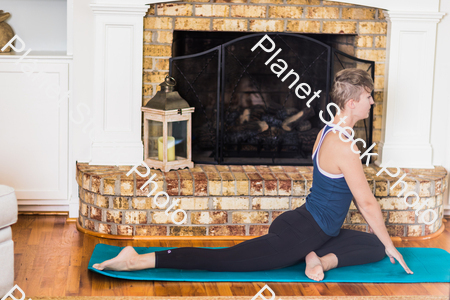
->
xmin=153 ymin=209 xmax=330 ymax=272
xmin=92 ymin=208 xmax=330 ymax=272
xmin=92 ymin=234 xmax=287 ymax=272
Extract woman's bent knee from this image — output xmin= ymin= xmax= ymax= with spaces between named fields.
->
xmin=363 ymin=233 xmax=386 ymax=263
xmin=373 ymin=241 xmax=386 ymax=262
xmin=375 ymin=246 xmax=386 ymax=262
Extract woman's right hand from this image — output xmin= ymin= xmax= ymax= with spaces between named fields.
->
xmin=385 ymin=245 xmax=414 ymax=274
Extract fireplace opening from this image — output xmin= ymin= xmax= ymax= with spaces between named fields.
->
xmin=169 ymin=32 xmax=374 ymax=166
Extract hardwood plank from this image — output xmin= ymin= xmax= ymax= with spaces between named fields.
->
xmin=249 ymin=282 xmax=274 ymax=298
xmin=289 ymin=281 xmax=321 ymax=296
xmin=359 ymin=283 xmax=385 ymax=296
xmin=66 ymin=265 xmax=81 ymax=295
xmin=118 ymin=278 xmax=155 ymax=296
xmin=78 ymin=234 xmax=95 ymax=296
xmin=272 ymin=282 xmax=296 ymax=295
xmin=313 ymin=282 xmax=346 ymax=296
xmin=204 ymin=283 xmax=223 ymax=297
xmin=51 ymin=253 xmax=71 ymax=296
xmin=338 ymin=282 xmax=371 ymax=296
xmin=154 ymin=281 xmax=183 ymax=296
xmin=214 ymin=282 xmax=234 ymax=296
xmin=27 ymin=217 xmax=45 ymax=246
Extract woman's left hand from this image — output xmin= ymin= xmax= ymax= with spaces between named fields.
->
xmin=385 ymin=245 xmax=414 ymax=274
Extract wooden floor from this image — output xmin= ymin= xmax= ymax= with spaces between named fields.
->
xmin=11 ymin=215 xmax=450 ymax=297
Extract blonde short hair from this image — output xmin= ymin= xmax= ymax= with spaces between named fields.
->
xmin=330 ymin=68 xmax=374 ymax=110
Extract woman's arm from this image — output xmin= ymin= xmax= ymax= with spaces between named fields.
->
xmin=352 ymin=198 xmax=373 ymax=233
xmin=337 ymin=143 xmax=394 ymax=248
xmin=335 ymin=137 xmax=413 ymax=274
xmin=354 ymin=196 xmax=392 ymax=247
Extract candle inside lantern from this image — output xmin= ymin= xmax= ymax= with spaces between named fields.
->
xmin=158 ymin=136 xmax=175 ymax=161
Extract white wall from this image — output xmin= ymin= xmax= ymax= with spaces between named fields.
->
xmin=2 ymin=0 xmax=67 ymax=52
xmin=68 ymin=0 xmax=96 ymax=216
xmin=71 ymin=0 xmax=95 ymax=162
xmin=431 ymin=0 xmax=450 ymax=215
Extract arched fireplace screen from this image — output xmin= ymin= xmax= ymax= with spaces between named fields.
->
xmin=169 ymin=33 xmax=374 ymax=165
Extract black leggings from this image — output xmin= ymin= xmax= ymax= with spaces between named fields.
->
xmin=154 ymin=204 xmax=386 ymax=271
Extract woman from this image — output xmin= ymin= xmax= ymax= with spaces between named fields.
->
xmin=93 ymin=68 xmax=413 ymax=281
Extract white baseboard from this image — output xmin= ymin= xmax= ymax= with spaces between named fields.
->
xmin=16 ymin=196 xmax=79 ymax=217
xmin=18 ymin=205 xmax=69 ymax=212
xmin=69 ymin=198 xmax=79 ymax=218
xmin=444 ymin=204 xmax=450 ymax=217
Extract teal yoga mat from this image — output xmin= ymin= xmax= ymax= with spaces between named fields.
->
xmin=88 ymin=244 xmax=450 ymax=283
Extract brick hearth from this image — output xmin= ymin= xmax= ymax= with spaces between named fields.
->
xmin=76 ymin=162 xmax=447 ymax=238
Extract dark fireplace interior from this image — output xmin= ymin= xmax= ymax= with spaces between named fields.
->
xmin=170 ymin=31 xmax=374 ymax=166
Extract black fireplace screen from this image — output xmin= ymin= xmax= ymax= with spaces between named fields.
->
xmin=169 ymin=33 xmax=374 ymax=165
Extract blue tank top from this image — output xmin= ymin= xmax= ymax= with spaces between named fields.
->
xmin=305 ymin=124 xmax=354 ymax=237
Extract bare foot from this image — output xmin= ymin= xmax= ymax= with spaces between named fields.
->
xmin=305 ymin=251 xmax=325 ymax=281
xmin=92 ymin=246 xmax=139 ymax=271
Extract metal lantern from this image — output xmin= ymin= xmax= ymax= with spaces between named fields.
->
xmin=141 ymin=76 xmax=195 ymax=172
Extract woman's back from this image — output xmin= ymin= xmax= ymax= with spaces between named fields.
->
xmin=301 ymin=124 xmax=354 ymax=237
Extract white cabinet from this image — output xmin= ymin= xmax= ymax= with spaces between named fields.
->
xmin=0 ymin=0 xmax=73 ymax=211
xmin=0 ymin=55 xmax=71 ymax=209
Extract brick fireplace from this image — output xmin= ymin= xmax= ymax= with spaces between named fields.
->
xmin=78 ymin=0 xmax=448 ymax=239
xmin=141 ymin=0 xmax=386 ymax=155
